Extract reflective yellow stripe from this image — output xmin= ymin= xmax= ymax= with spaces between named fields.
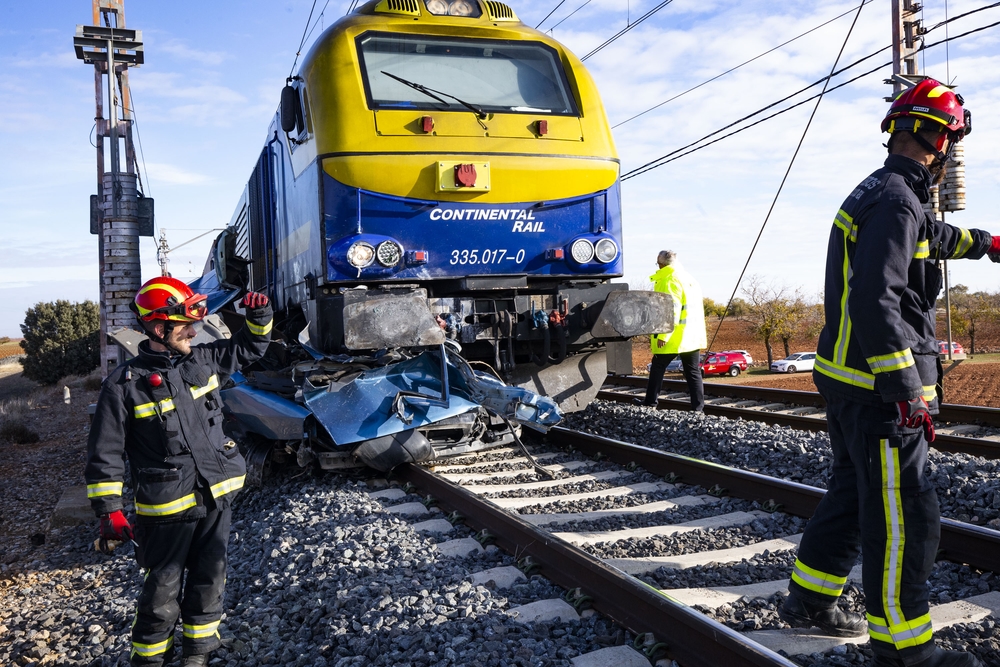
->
xmin=790 ymin=558 xmax=847 ymax=597
xmin=131 ymin=636 xmax=173 ymax=658
xmin=135 ymin=493 xmax=197 ymax=517
xmin=881 ymin=439 xmax=906 ymax=630
xmin=833 ymin=235 xmax=853 ymax=366
xmin=190 ymin=374 xmax=220 ymax=399
xmin=210 ymin=475 xmax=245 ymax=499
xmin=246 ymin=318 xmax=272 ymax=336
xmin=866 ymin=348 xmax=914 ymax=374
xmin=923 ymin=385 xmax=937 ymax=401
xmin=183 ymin=620 xmax=221 ymax=639
xmin=950 ymin=228 xmax=973 ymax=259
xmin=134 ymin=398 xmax=175 ymax=419
xmin=926 ymin=85 xmax=951 ymax=98
xmin=87 ymin=481 xmax=123 ymax=498
xmin=833 ymin=209 xmax=858 ymax=242
xmin=815 ymin=355 xmax=876 ymax=390
xmin=868 ymin=612 xmax=934 ymax=649
xmin=913 ymin=240 xmax=929 ymax=259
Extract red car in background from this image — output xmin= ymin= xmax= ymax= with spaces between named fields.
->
xmin=700 ymin=351 xmax=750 ymax=377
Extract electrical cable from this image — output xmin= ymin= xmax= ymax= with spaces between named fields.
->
xmin=535 ymin=0 xmax=568 ymax=29
xmin=620 ymin=16 xmax=1000 ymax=181
xmin=547 ymin=0 xmax=592 ymax=33
xmin=289 ymin=0 xmax=320 ymax=78
xmin=581 ymin=0 xmax=675 ymax=61
xmin=612 ymin=0 xmax=874 ymax=129
xmin=623 ymin=61 xmax=888 ymax=180
xmin=705 ymin=0 xmax=868 ymax=353
xmin=304 ymin=0 xmax=334 ymax=45
xmin=621 ymin=43 xmax=891 ymax=179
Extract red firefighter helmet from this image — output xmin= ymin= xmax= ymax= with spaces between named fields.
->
xmin=881 ymin=78 xmax=969 ymax=138
xmin=132 ymin=276 xmax=208 ymax=323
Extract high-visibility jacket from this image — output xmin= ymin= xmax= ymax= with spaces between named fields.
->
xmin=813 ymin=154 xmax=991 ymax=409
xmin=85 ymin=303 xmax=272 ymax=520
xmin=650 ymin=261 xmax=707 ymax=355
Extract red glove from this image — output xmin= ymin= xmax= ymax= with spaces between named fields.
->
xmin=98 ymin=510 xmax=133 ymax=553
xmin=989 ymin=236 xmax=1000 ymax=263
xmin=241 ymin=292 xmax=269 ymax=309
xmin=896 ymin=397 xmax=935 ymax=442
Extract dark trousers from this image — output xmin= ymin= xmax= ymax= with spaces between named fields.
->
xmin=131 ymin=504 xmax=232 ymax=665
xmin=789 ymin=394 xmax=938 ymax=665
xmin=644 ymin=349 xmax=704 ymax=411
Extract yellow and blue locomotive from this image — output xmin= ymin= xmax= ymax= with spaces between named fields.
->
xmin=196 ymin=0 xmax=671 ymax=474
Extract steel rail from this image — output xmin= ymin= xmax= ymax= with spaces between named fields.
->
xmin=394 ymin=462 xmax=799 ymax=667
xmin=598 ymin=385 xmax=1000 ymax=460
xmin=541 ymin=426 xmax=1000 ymax=573
xmin=604 ymin=375 xmax=1000 ymax=426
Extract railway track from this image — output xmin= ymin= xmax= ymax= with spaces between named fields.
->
xmin=599 ymin=376 xmax=1000 ymax=459
xmin=370 ymin=428 xmax=1000 ymax=666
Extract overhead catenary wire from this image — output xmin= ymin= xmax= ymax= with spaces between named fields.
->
xmin=612 ymin=0 xmax=874 ymax=129
xmin=581 ymin=0 xmax=675 ymax=61
xmin=289 ymin=0 xmax=321 ymax=78
xmin=535 ymin=0 xmax=568 ymax=29
xmin=547 ymin=0 xmax=592 ymax=33
xmin=705 ymin=0 xmax=868 ymax=353
xmin=620 ymin=15 xmax=1000 ymax=181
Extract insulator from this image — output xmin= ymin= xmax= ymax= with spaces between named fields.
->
xmin=939 ymin=142 xmax=966 ymax=212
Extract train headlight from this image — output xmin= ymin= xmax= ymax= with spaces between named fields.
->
xmin=594 ymin=238 xmax=619 ymax=263
xmin=570 ymin=239 xmax=595 ymax=263
xmin=425 ymin=0 xmax=481 ymax=17
xmin=347 ymin=241 xmax=375 ymax=269
xmin=376 ymin=240 xmax=403 ymax=267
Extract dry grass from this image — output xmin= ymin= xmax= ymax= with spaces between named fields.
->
xmin=0 ymin=396 xmax=39 ymax=445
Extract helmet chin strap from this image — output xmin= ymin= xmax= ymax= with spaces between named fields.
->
xmin=141 ymin=319 xmax=185 ymax=356
xmin=910 ymin=131 xmax=956 ymax=173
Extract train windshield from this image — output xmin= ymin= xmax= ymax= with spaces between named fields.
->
xmin=357 ymin=32 xmax=578 ymax=116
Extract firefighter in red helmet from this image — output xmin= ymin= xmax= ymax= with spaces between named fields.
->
xmin=778 ymin=79 xmax=992 ymax=666
xmin=86 ymin=276 xmax=272 ymax=667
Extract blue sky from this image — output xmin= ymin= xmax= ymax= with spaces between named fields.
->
xmin=3 ymin=0 xmax=1000 ymax=337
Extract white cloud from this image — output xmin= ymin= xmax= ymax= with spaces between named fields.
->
xmin=156 ymin=39 xmax=230 ymax=66
xmin=144 ymin=162 xmax=213 ymax=186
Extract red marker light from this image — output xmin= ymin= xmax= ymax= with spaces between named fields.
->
xmin=148 ymin=373 xmax=163 ymax=388
xmin=536 ymin=120 xmax=548 ymax=136
xmin=421 ymin=116 xmax=434 ymax=133
xmin=546 ymin=248 xmax=565 ymax=260
xmin=455 ymin=164 xmax=477 ymax=187
xmin=414 ymin=251 xmax=427 ymax=261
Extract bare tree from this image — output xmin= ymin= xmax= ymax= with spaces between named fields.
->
xmin=741 ymin=276 xmax=804 ymax=365
xmin=948 ymin=285 xmax=1000 ymax=353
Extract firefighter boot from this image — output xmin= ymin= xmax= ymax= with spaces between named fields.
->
xmin=873 ymin=648 xmax=986 ymax=667
xmin=179 ymin=654 xmax=208 ymax=667
xmin=777 ymin=589 xmax=866 ymax=637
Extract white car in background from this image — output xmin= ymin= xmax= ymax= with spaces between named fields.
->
xmin=770 ymin=352 xmax=816 ymax=373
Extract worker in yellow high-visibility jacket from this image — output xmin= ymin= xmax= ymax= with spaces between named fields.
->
xmin=641 ymin=250 xmax=707 ymax=410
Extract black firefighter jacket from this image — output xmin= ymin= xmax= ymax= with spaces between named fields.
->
xmin=814 ymin=154 xmax=991 ymax=411
xmin=85 ymin=304 xmax=272 ymax=521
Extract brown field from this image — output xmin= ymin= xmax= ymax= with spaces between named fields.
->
xmin=0 ymin=339 xmax=23 ymax=360
xmin=631 ymin=318 xmax=1000 ymax=408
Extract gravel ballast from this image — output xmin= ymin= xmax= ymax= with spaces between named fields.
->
xmin=0 ymin=470 xmax=633 ymax=666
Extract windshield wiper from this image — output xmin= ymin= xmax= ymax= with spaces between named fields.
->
xmin=381 ymin=71 xmax=489 ymax=124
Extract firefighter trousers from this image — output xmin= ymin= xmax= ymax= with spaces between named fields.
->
xmin=644 ymin=349 xmax=704 ymax=411
xmin=789 ymin=394 xmax=939 ymax=665
xmin=130 ymin=503 xmax=231 ymax=665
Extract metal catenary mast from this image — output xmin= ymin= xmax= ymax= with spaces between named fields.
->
xmin=74 ymin=0 xmax=153 ymax=378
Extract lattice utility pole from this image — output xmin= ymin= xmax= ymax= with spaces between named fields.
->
xmin=74 ymin=0 xmax=152 ymax=377
xmin=889 ymin=0 xmax=924 ymax=98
